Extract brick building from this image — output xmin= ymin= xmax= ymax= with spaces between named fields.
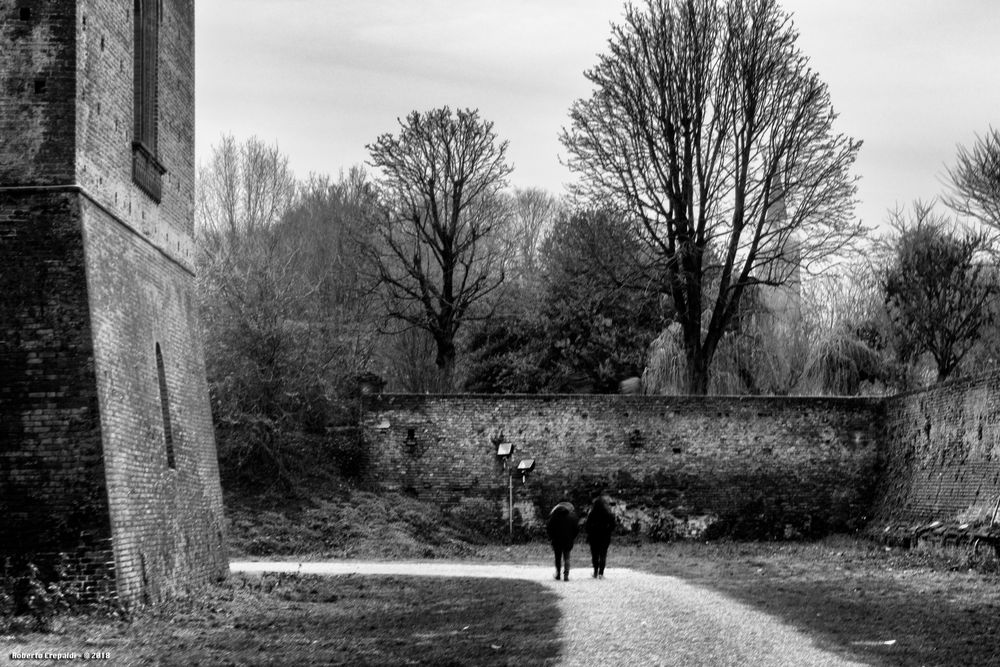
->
xmin=0 ymin=0 xmax=227 ymax=604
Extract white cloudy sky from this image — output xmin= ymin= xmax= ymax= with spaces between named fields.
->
xmin=195 ymin=1 xmax=1000 ymax=231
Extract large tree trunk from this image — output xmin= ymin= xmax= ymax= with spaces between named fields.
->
xmin=680 ymin=315 xmax=712 ymax=395
xmin=685 ymin=349 xmax=711 ymax=395
xmin=434 ymin=336 xmax=457 ymax=392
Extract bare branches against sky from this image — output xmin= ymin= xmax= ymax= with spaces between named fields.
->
xmin=196 ymin=1 xmax=1000 ymax=230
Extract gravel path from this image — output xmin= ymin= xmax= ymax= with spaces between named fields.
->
xmin=230 ymin=561 xmax=869 ymax=667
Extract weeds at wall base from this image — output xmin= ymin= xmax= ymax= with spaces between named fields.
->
xmin=0 ymin=555 xmax=125 ymax=633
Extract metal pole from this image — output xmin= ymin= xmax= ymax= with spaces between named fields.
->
xmin=508 ymin=468 xmax=513 ymax=538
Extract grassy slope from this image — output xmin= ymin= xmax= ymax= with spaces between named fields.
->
xmin=227 ymin=488 xmax=485 ymax=560
xmin=221 ymin=434 xmax=510 ymax=560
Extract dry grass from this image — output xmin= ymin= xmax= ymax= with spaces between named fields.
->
xmin=4 ymin=573 xmax=561 ymax=666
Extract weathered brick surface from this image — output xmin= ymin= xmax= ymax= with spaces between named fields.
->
xmin=0 ymin=0 xmax=77 ymax=185
xmin=81 ymin=198 xmax=226 ymax=603
xmin=362 ymin=394 xmax=884 ymax=536
xmin=1 ymin=0 xmax=225 ymax=605
xmin=870 ymin=372 xmax=1000 ymax=532
xmin=76 ymin=0 xmax=196 ymax=270
xmin=0 ymin=191 xmax=110 ymax=553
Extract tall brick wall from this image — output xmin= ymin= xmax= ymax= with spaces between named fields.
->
xmin=0 ymin=192 xmax=110 ymax=553
xmin=1 ymin=0 xmax=226 ymax=605
xmin=362 ymin=394 xmax=884 ymax=538
xmin=0 ymin=0 xmax=77 ymax=185
xmin=82 ymin=199 xmax=226 ymax=602
xmin=76 ymin=0 xmax=196 ymax=269
xmin=869 ymin=372 xmax=1000 ymax=534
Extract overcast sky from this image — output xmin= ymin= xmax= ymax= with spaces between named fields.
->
xmin=195 ymin=1 xmax=1000 ymax=232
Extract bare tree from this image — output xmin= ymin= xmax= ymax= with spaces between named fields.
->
xmin=882 ymin=202 xmax=1000 ymax=383
xmin=197 ymin=134 xmax=296 ymax=238
xmin=277 ymin=167 xmax=381 ymax=316
xmin=274 ymin=167 xmax=383 ymax=382
xmin=366 ymin=107 xmax=513 ymax=390
xmin=197 ymin=138 xmax=385 ymax=485
xmin=945 ymin=127 xmax=1000 ymax=231
xmin=195 ymin=136 xmax=309 ymax=481
xmin=507 ymin=187 xmax=560 ymax=281
xmin=560 ymin=0 xmax=864 ymax=393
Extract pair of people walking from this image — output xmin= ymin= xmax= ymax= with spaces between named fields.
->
xmin=546 ymin=495 xmax=615 ymax=581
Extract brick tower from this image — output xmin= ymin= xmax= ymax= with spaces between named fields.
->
xmin=0 ymin=1 xmax=227 ymax=604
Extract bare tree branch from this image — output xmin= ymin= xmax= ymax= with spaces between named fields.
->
xmin=944 ymin=127 xmax=1000 ymax=235
xmin=560 ymin=0 xmax=864 ymax=393
xmin=366 ymin=107 xmax=513 ymax=389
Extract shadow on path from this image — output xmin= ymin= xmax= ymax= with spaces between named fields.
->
xmin=231 ymin=561 xmax=869 ymax=667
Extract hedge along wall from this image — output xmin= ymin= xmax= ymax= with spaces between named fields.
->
xmin=869 ymin=371 xmax=1000 ymax=535
xmin=361 ymin=394 xmax=884 ymax=539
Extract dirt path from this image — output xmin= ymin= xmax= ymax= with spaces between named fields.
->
xmin=230 ymin=561 xmax=869 ymax=667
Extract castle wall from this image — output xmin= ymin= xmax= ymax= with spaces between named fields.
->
xmin=74 ymin=0 xmax=224 ymax=602
xmin=870 ymin=371 xmax=1000 ymax=533
xmin=1 ymin=0 xmax=225 ymax=605
xmin=0 ymin=1 xmax=77 ymax=185
xmin=81 ymin=198 xmax=226 ymax=603
xmin=362 ymin=394 xmax=883 ymax=537
xmin=76 ymin=0 xmax=196 ymax=269
xmin=0 ymin=192 xmax=110 ymax=553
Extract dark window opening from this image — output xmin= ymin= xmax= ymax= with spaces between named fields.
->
xmin=19 ymin=8 xmax=31 ymax=20
xmin=132 ymin=0 xmax=165 ymax=201
xmin=156 ymin=343 xmax=176 ymax=469
xmin=33 ymin=79 xmax=45 ymax=94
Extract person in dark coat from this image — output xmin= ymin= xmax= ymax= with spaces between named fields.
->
xmin=546 ymin=501 xmax=579 ymax=581
xmin=585 ymin=494 xmax=615 ymax=578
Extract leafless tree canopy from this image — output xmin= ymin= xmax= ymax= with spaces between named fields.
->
xmin=197 ymin=134 xmax=296 ymax=238
xmin=560 ymin=0 xmax=864 ymax=393
xmin=945 ymin=127 xmax=1000 ymax=232
xmin=367 ymin=107 xmax=513 ymax=389
xmin=196 ymin=137 xmax=379 ymax=455
xmin=508 ymin=187 xmax=560 ymax=280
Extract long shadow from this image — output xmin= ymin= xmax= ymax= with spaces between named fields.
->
xmin=667 ymin=567 xmax=1000 ymax=667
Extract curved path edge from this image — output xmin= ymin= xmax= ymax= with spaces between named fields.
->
xmin=230 ymin=561 xmax=870 ymax=667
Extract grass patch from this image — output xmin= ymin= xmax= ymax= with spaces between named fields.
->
xmin=4 ymin=573 xmax=561 ymax=666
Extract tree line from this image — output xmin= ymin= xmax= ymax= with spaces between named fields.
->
xmin=195 ymin=0 xmax=1000 ymax=476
